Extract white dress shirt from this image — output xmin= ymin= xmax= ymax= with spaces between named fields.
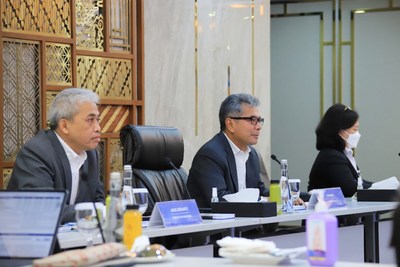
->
xmin=224 ymin=133 xmax=250 ymax=191
xmin=55 ymin=133 xmax=87 ymax=204
xmin=344 ymin=147 xmax=360 ymax=176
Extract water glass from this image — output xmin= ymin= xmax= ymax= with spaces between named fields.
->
xmin=75 ymin=202 xmax=101 ymax=247
xmin=131 ymin=188 xmax=149 ymax=215
xmin=288 ymin=179 xmax=301 ymax=200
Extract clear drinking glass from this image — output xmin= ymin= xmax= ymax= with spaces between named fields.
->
xmin=288 ymin=179 xmax=301 ymax=200
xmin=75 ymin=202 xmax=100 ymax=247
xmin=131 ymin=188 xmax=149 ymax=215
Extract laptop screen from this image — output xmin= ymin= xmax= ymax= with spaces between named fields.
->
xmin=0 ymin=190 xmax=66 ymax=259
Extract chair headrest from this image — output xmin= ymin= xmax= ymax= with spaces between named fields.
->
xmin=120 ymin=125 xmax=184 ymax=170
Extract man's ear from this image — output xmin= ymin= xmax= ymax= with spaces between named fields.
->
xmin=58 ymin=119 xmax=69 ymax=134
xmin=225 ymin=118 xmax=234 ymax=132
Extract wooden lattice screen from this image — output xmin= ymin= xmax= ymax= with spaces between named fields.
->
xmin=0 ymin=0 xmax=144 ymax=190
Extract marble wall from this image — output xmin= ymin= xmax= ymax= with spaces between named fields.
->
xmin=270 ymin=0 xmax=400 ymax=189
xmin=144 ymin=0 xmax=271 ymax=174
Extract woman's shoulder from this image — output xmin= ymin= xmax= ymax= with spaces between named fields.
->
xmin=317 ymin=148 xmax=348 ymax=162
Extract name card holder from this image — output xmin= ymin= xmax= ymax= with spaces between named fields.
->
xmin=148 ymin=199 xmax=202 ymax=227
xmin=307 ymin=187 xmax=347 ymax=210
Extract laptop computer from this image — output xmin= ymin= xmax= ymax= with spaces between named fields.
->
xmin=0 ymin=190 xmax=66 ymax=267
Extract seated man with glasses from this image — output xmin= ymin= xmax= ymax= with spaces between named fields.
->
xmin=187 ymin=93 xmax=268 ymax=209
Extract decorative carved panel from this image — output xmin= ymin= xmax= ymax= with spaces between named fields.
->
xmin=45 ymin=43 xmax=72 ymax=86
xmin=2 ymin=39 xmax=41 ymax=161
xmin=3 ymin=169 xmax=12 ymax=189
xmin=97 ymin=140 xmax=106 ymax=183
xmin=76 ymin=0 xmax=104 ymax=51
xmin=76 ymin=56 xmax=132 ymax=100
xmin=1 ymin=0 xmax=71 ymax=36
xmin=110 ymin=0 xmax=131 ymax=51
xmin=0 ymin=0 xmax=140 ymax=189
xmin=109 ymin=138 xmax=122 ymax=173
xmin=99 ymin=105 xmax=130 ymax=133
xmin=46 ymin=91 xmax=59 ymax=113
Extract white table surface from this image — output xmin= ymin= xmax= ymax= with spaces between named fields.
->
xmin=137 ymin=200 xmax=396 ymax=238
xmin=133 ymin=256 xmax=396 ymax=267
xmin=58 ymin=200 xmax=397 ymax=249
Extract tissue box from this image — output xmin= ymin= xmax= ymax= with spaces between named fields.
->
xmin=357 ymin=189 xmax=398 ymax=202
xmin=211 ymin=202 xmax=277 ymax=217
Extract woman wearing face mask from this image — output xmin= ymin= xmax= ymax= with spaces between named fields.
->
xmin=308 ymin=103 xmax=373 ymax=197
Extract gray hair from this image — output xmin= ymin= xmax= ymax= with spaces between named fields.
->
xmin=47 ymin=88 xmax=99 ymax=130
xmin=219 ymin=93 xmax=260 ymax=131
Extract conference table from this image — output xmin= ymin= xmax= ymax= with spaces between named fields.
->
xmin=57 ymin=199 xmax=397 ymax=263
xmin=133 ymin=257 xmax=396 ymax=267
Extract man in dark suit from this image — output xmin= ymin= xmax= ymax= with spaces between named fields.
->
xmin=187 ymin=93 xmax=268 ymax=209
xmin=8 ymin=88 xmax=105 ymax=223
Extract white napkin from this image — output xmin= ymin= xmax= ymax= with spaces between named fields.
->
xmin=130 ymin=235 xmax=150 ymax=253
xmin=222 ymin=188 xmax=260 ymax=202
xmin=370 ymin=176 xmax=399 ymax=190
xmin=217 ymin=236 xmax=276 ymax=253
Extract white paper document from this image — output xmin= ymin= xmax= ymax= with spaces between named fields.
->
xmin=369 ymin=176 xmax=399 ymax=190
xmin=222 ymin=188 xmax=259 ymax=202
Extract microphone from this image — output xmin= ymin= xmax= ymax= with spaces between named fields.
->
xmin=80 ymin=170 xmax=106 ymax=244
xmin=271 ymin=154 xmax=281 ymax=165
xmin=165 ymin=157 xmax=192 ymax=199
xmin=165 ymin=157 xmax=179 ymax=171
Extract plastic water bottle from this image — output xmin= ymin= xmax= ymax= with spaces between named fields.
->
xmin=357 ymin=176 xmax=363 ymax=190
xmin=105 ymin=172 xmax=122 ymax=243
xmin=280 ymin=159 xmax=293 ymax=213
xmin=121 ymin=165 xmax=134 ymax=209
xmin=352 ymin=172 xmax=363 ymax=201
xmin=306 ymin=195 xmax=338 ymax=266
xmin=211 ymin=187 xmax=219 ymax=203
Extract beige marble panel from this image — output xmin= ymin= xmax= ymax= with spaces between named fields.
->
xmin=144 ymin=0 xmax=197 ymax=170
xmin=144 ymin=0 xmax=270 ymax=174
xmin=197 ymin=0 xmax=252 ymax=136
xmin=253 ymin=0 xmax=271 ymax=176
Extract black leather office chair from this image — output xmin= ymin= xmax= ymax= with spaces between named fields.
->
xmin=120 ymin=125 xmax=219 ymax=249
xmin=120 ymin=125 xmax=191 ymax=216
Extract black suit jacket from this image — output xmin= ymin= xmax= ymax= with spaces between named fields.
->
xmin=308 ymin=148 xmax=371 ymax=197
xmin=187 ymin=132 xmax=268 ymax=209
xmin=8 ymin=130 xmax=105 ymax=223
xmin=391 ymin=203 xmax=400 ymax=266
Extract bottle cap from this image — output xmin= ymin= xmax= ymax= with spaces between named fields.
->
xmin=315 ymin=192 xmax=328 ymax=211
xmin=212 ymin=187 xmax=218 ymax=197
xmin=124 ymin=165 xmax=132 ymax=171
xmin=110 ymin=172 xmax=121 ymax=180
xmin=270 ymin=179 xmax=280 ymax=184
xmin=125 ymin=204 xmax=139 ymax=210
xmin=281 ymin=159 xmax=288 ymax=164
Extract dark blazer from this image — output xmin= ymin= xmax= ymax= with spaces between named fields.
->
xmin=187 ymin=132 xmax=268 ymax=209
xmin=7 ymin=130 xmax=105 ymax=223
xmin=308 ymin=148 xmax=371 ymax=197
xmin=391 ymin=203 xmax=400 ymax=267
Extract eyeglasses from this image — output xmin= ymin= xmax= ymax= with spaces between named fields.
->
xmin=229 ymin=116 xmax=264 ymax=126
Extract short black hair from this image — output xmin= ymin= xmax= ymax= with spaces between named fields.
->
xmin=219 ymin=94 xmax=260 ymax=131
xmin=315 ymin=103 xmax=359 ymax=151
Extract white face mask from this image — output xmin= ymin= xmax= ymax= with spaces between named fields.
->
xmin=346 ymin=131 xmax=361 ymax=148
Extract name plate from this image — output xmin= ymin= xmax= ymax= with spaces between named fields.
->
xmin=307 ymin=187 xmax=347 ymax=210
xmin=148 ymin=199 xmax=202 ymax=227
